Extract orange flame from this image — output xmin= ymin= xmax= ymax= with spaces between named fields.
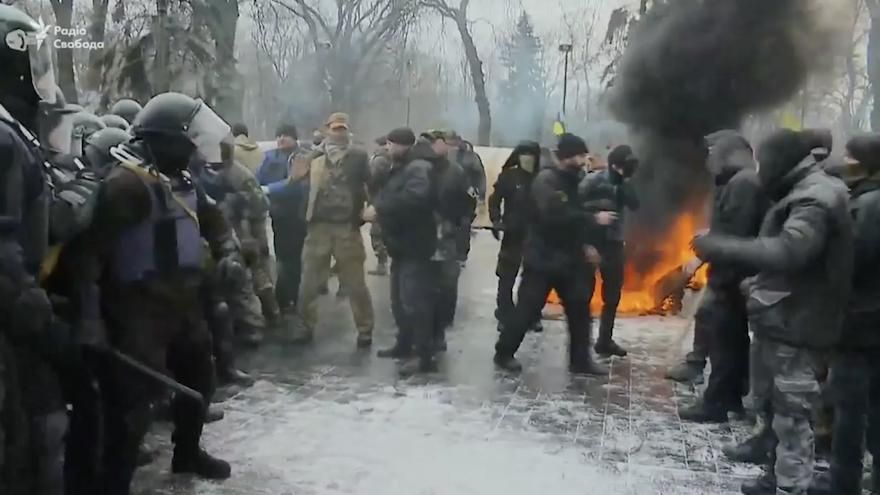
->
xmin=547 ymin=212 xmax=708 ymax=315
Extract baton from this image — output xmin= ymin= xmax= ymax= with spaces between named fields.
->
xmin=109 ymin=349 xmax=205 ymax=404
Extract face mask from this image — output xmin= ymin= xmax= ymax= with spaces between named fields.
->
xmin=519 ymin=155 xmax=536 ymax=173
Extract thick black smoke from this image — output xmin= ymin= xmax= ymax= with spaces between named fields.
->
xmin=608 ymin=0 xmax=843 ymax=267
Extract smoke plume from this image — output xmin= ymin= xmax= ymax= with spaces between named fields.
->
xmin=608 ymin=0 xmax=848 ymax=264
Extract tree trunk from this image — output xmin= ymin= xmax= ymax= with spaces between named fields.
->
xmin=204 ymin=0 xmax=243 ymax=123
xmin=455 ymin=14 xmax=491 ymax=145
xmin=51 ymin=0 xmax=78 ymax=103
xmin=869 ymin=0 xmax=880 ymax=130
xmin=86 ymin=0 xmax=110 ymax=92
xmin=153 ymin=0 xmax=171 ymax=93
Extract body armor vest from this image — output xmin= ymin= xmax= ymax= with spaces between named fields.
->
xmin=312 ymin=155 xmax=356 ymax=223
xmin=113 ymin=172 xmax=203 ymax=282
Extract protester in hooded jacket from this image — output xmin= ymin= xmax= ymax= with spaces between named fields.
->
xmin=817 ymin=134 xmax=880 ymax=495
xmin=693 ymin=128 xmax=852 ymax=495
xmin=489 ymin=141 xmax=543 ymax=333
xmin=373 ymin=128 xmax=440 ymax=373
xmin=677 ymin=131 xmax=770 ymax=426
xmin=494 ymin=133 xmax=615 ymax=376
xmin=579 ymin=144 xmax=640 ymax=358
xmin=231 ymin=123 xmax=263 ymax=173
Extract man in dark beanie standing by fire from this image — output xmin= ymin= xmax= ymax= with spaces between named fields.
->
xmin=808 ymin=134 xmax=880 ymax=495
xmin=494 ymin=133 xmax=616 ymax=375
xmin=679 ymin=130 xmax=768 ymax=424
xmin=579 ymin=144 xmax=640 ymax=357
xmin=693 ymin=128 xmax=852 ymax=495
xmin=374 ymin=128 xmax=441 ymax=373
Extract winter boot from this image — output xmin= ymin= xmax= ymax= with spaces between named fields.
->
xmin=665 ymin=359 xmax=706 ymax=384
xmin=356 ymin=334 xmax=373 ymax=349
xmin=205 ymin=405 xmax=225 ymax=424
xmin=723 ymin=434 xmax=773 ymax=465
xmin=493 ymin=353 xmax=523 ymax=372
xmin=679 ymin=399 xmax=739 ymax=424
xmin=217 ymin=367 xmax=255 ymax=387
xmin=594 ymin=339 xmax=628 ymax=357
xmin=172 ymin=448 xmax=231 ymax=480
xmin=570 ymin=357 xmax=609 ymax=376
xmin=377 ymin=344 xmax=414 ymax=359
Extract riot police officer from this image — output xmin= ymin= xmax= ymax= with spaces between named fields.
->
xmin=0 ymin=5 xmax=74 ymax=494
xmin=82 ymin=127 xmax=131 ymax=174
xmin=85 ymin=92 xmax=239 ymax=493
xmin=110 ymin=98 xmax=143 ymax=125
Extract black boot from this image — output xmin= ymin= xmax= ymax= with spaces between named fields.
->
xmin=665 ymin=359 xmax=706 ymax=384
xmin=723 ymin=434 xmax=773 ymax=465
xmin=493 ymin=353 xmax=523 ymax=372
xmin=217 ymin=367 xmax=255 ymax=387
xmin=377 ymin=343 xmax=414 ymax=359
xmin=594 ymin=339 xmax=628 ymax=357
xmin=679 ymin=400 xmax=734 ymax=424
xmin=206 ymin=405 xmax=225 ymax=424
xmin=570 ymin=357 xmax=609 ymax=376
xmin=356 ymin=334 xmax=373 ymax=349
xmin=400 ymin=353 xmax=438 ymax=375
xmin=172 ymin=448 xmax=231 ymax=479
xmin=740 ymin=468 xmax=776 ymax=495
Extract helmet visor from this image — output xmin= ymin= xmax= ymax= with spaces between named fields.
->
xmin=29 ymin=35 xmax=57 ymax=104
xmin=38 ymin=101 xmax=77 ymax=154
xmin=187 ymin=100 xmax=230 ymax=164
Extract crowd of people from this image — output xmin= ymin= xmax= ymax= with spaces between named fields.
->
xmin=3 ymin=4 xmax=880 ymax=495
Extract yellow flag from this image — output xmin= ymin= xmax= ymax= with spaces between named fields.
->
xmin=779 ymin=111 xmax=802 ymax=131
xmin=552 ymin=120 xmax=565 ymax=136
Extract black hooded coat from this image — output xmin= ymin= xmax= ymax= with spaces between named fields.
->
xmin=488 ymin=141 xmax=541 ymax=236
xmin=694 ymin=129 xmax=853 ymax=349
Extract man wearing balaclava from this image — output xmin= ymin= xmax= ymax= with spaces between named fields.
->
xmin=489 ymin=141 xmax=543 ymax=334
xmin=494 ymin=133 xmax=616 ymax=375
xmin=579 ymin=144 xmax=640 ymax=358
xmin=288 ymin=112 xmax=375 ymax=348
xmin=812 ymin=134 xmax=880 ymax=495
xmin=677 ymin=131 xmax=769 ymax=427
xmin=692 ymin=128 xmax=853 ymax=495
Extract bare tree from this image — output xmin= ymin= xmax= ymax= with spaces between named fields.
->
xmin=85 ymin=0 xmax=110 ymax=92
xmin=868 ymin=0 xmax=880 ymax=129
xmin=195 ymin=0 xmax=243 ymax=122
xmin=271 ymin=0 xmax=418 ymax=120
xmin=49 ymin=0 xmax=78 ymax=102
xmin=420 ymin=0 xmax=491 ymax=145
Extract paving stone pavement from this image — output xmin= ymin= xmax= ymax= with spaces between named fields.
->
xmin=133 ymin=233 xmax=763 ymax=495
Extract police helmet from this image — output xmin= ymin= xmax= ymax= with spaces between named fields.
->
xmin=100 ymin=114 xmax=130 ymax=131
xmin=83 ymin=127 xmax=130 ymax=170
xmin=133 ymin=92 xmax=230 ymax=164
xmin=0 ymin=5 xmax=58 ymax=114
xmin=110 ymin=98 xmax=142 ymax=124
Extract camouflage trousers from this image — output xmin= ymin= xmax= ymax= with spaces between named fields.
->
xmin=369 ymin=222 xmax=388 ymax=265
xmin=229 ymin=267 xmax=266 ymax=329
xmin=298 ymin=223 xmax=374 ymax=337
xmin=751 ymin=336 xmax=823 ymax=493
